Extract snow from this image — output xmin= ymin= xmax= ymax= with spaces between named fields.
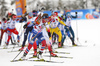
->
xmin=0 ymin=19 xmax=100 ymax=66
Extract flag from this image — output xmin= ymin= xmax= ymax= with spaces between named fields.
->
xmin=16 ymin=0 xmax=26 ymax=19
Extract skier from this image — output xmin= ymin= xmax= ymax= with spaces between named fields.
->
xmin=19 ymin=11 xmax=37 ymax=51
xmin=6 ymin=14 xmax=20 ymax=48
xmin=64 ymin=11 xmax=78 ymax=46
xmin=20 ymin=13 xmax=46 ymax=59
xmin=6 ymin=12 xmax=16 ymax=45
xmin=58 ymin=22 xmax=65 ymax=46
xmin=49 ymin=12 xmax=68 ymax=48
xmin=32 ymin=14 xmax=57 ymax=57
xmin=0 ymin=18 xmax=7 ymax=46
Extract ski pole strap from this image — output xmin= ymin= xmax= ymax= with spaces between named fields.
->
xmin=31 ymin=29 xmax=42 ymax=40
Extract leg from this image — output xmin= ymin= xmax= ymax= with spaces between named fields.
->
xmin=12 ymin=28 xmax=20 ymax=43
xmin=33 ymin=40 xmax=37 ymax=57
xmin=37 ymin=33 xmax=46 ymax=55
xmin=7 ymin=35 xmax=11 ymax=45
xmin=6 ymin=30 xmax=12 ymax=45
xmin=0 ymin=29 xmax=4 ymax=45
xmin=22 ymin=28 xmax=29 ymax=47
xmin=61 ymin=30 xmax=65 ymax=46
xmin=54 ymin=27 xmax=62 ymax=47
xmin=23 ymin=37 xmax=36 ymax=56
xmin=52 ymin=33 xmax=56 ymax=44
xmin=69 ymin=27 xmax=76 ymax=45
xmin=47 ymin=43 xmax=57 ymax=57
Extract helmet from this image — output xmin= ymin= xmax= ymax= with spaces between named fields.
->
xmin=33 ymin=10 xmax=37 ymax=17
xmin=66 ymin=12 xmax=71 ymax=16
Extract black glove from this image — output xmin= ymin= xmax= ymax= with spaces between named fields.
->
xmin=65 ymin=25 xmax=69 ymax=30
xmin=23 ymin=24 xmax=27 ymax=29
xmin=75 ymin=11 xmax=77 ymax=15
xmin=65 ymin=25 xmax=68 ymax=27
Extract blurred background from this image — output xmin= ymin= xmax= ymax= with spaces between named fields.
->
xmin=0 ymin=0 xmax=100 ymax=18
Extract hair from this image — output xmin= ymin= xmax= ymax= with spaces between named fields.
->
xmin=2 ymin=18 xmax=6 ymax=21
xmin=42 ymin=13 xmax=48 ymax=18
xmin=11 ymin=14 xmax=16 ymax=18
xmin=32 ymin=10 xmax=37 ymax=13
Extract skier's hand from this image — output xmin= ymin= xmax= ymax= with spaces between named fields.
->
xmin=23 ymin=24 xmax=27 ymax=29
xmin=65 ymin=25 xmax=68 ymax=28
xmin=75 ymin=11 xmax=77 ymax=15
xmin=65 ymin=25 xmax=69 ymax=30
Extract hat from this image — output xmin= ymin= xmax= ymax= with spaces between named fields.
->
xmin=54 ymin=12 xmax=58 ymax=16
xmin=42 ymin=13 xmax=49 ymax=19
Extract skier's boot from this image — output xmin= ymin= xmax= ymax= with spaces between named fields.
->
xmin=19 ymin=52 xmax=27 ymax=60
xmin=19 ymin=47 xmax=24 ymax=51
xmin=70 ymin=37 xmax=77 ymax=46
xmin=37 ymin=51 xmax=43 ymax=59
xmin=33 ymin=49 xmax=37 ymax=57
xmin=50 ymin=51 xmax=57 ymax=57
xmin=58 ymin=42 xmax=62 ymax=48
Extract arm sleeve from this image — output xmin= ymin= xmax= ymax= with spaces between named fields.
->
xmin=58 ymin=17 xmax=66 ymax=26
xmin=71 ymin=15 xmax=77 ymax=18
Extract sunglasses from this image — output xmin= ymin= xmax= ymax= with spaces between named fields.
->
xmin=13 ymin=15 xmax=17 ymax=19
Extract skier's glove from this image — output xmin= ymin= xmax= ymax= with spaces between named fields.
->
xmin=65 ymin=25 xmax=68 ymax=28
xmin=65 ymin=25 xmax=69 ymax=30
xmin=23 ymin=24 xmax=27 ymax=29
xmin=75 ymin=12 xmax=77 ymax=15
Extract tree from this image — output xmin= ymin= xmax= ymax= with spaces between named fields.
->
xmin=0 ymin=0 xmax=8 ymax=19
xmin=57 ymin=0 xmax=63 ymax=10
xmin=92 ymin=0 xmax=100 ymax=8
xmin=11 ymin=0 xmax=15 ymax=5
xmin=71 ymin=1 xmax=79 ymax=10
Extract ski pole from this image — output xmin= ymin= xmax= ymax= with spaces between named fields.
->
xmin=11 ymin=29 xmax=42 ymax=61
xmin=11 ymin=50 xmax=22 ymax=62
xmin=10 ymin=28 xmax=25 ymax=52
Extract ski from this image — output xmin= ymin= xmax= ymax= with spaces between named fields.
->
xmin=7 ymin=49 xmax=25 ymax=53
xmin=0 ymin=46 xmax=20 ymax=50
xmin=11 ymin=58 xmax=27 ymax=62
xmin=29 ymin=56 xmax=37 ymax=59
xmin=54 ymin=51 xmax=70 ymax=54
xmin=43 ymin=55 xmax=73 ymax=59
xmin=30 ymin=51 xmax=70 ymax=55
xmin=28 ymin=59 xmax=64 ymax=63
xmin=11 ymin=58 xmax=64 ymax=63
xmin=11 ymin=56 xmax=38 ymax=62
xmin=68 ymin=45 xmax=87 ymax=47
xmin=7 ymin=50 xmax=20 ymax=53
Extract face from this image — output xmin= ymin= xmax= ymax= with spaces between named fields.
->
xmin=28 ymin=15 xmax=32 ymax=19
xmin=12 ymin=16 xmax=17 ymax=20
xmin=8 ymin=13 xmax=12 ymax=17
xmin=54 ymin=13 xmax=56 ymax=17
xmin=42 ymin=18 xmax=49 ymax=23
xmin=54 ymin=12 xmax=58 ymax=17
xmin=67 ymin=16 xmax=70 ymax=18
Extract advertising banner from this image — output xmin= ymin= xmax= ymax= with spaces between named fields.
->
xmin=16 ymin=0 xmax=26 ymax=19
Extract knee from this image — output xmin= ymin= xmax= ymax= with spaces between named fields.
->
xmin=29 ymin=40 xmax=34 ymax=45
